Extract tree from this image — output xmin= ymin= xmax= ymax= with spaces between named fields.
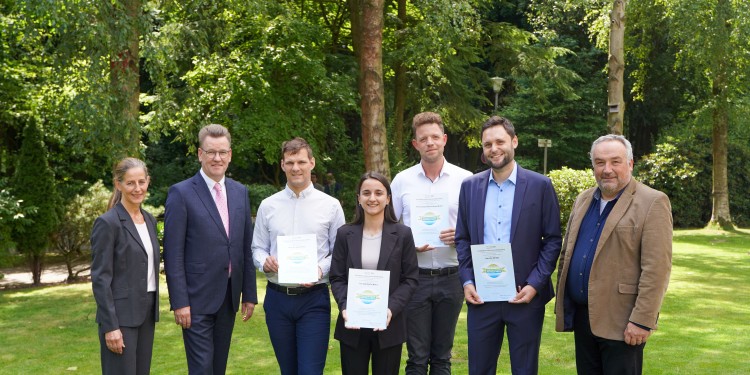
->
xmin=11 ymin=121 xmax=61 ymax=285
xmin=144 ymin=0 xmax=357 ymax=184
xmin=657 ymin=0 xmax=750 ymax=229
xmin=350 ymin=0 xmax=389 ymax=175
xmin=106 ymin=0 xmax=143 ymax=158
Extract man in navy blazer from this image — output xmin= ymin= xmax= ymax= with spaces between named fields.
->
xmin=455 ymin=116 xmax=562 ymax=375
xmin=164 ymin=124 xmax=257 ymax=374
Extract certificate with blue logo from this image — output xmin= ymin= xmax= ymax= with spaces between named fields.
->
xmin=345 ymin=268 xmax=390 ymax=329
xmin=410 ymin=193 xmax=450 ymax=248
xmin=470 ymin=243 xmax=516 ymax=302
xmin=277 ymin=234 xmax=318 ymax=284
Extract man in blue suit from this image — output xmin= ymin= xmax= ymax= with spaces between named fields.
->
xmin=164 ymin=124 xmax=257 ymax=374
xmin=455 ymin=116 xmax=562 ymax=375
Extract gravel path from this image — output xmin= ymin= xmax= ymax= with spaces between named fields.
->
xmin=0 ymin=263 xmax=91 ymax=289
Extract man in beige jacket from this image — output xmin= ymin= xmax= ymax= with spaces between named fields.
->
xmin=555 ymin=134 xmax=672 ymax=375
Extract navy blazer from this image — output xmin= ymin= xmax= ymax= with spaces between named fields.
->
xmin=91 ymin=203 xmax=160 ymax=332
xmin=163 ymin=172 xmax=257 ymax=315
xmin=330 ymin=222 xmax=419 ymax=349
xmin=455 ymin=166 xmax=562 ymax=306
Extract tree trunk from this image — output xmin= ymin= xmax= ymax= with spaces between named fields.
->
xmin=29 ymin=254 xmax=44 ymax=285
xmin=710 ymin=95 xmax=731 ymax=229
xmin=392 ymin=0 xmax=407 ymax=159
xmin=708 ymin=0 xmax=733 ymax=230
xmin=607 ymin=0 xmax=626 ymax=135
xmin=354 ymin=0 xmax=390 ymax=176
xmin=109 ymin=0 xmax=141 ymax=158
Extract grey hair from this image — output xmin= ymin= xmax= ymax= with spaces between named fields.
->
xmin=108 ymin=157 xmax=149 ymax=210
xmin=198 ymin=124 xmax=231 ymax=147
xmin=590 ymin=134 xmax=633 ymax=165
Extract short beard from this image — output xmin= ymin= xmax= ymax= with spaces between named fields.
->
xmin=486 ymin=153 xmax=513 ymax=171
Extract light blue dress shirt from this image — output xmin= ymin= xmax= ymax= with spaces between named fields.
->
xmin=483 ymin=163 xmax=517 ymax=245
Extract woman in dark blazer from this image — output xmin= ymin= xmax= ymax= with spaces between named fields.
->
xmin=330 ymin=171 xmax=419 ymax=375
xmin=91 ymin=158 xmax=160 ymax=375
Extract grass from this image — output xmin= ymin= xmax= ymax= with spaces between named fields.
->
xmin=1 ymin=228 xmax=748 ymax=374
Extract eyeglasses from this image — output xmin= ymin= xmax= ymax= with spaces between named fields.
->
xmin=201 ymin=148 xmax=231 ymax=159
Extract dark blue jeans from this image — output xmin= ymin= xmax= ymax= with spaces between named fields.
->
xmin=264 ymin=284 xmax=331 ymax=375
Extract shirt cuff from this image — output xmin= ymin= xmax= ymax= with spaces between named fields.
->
xmin=463 ymin=280 xmax=474 ymax=287
xmin=630 ymin=321 xmax=652 ymax=331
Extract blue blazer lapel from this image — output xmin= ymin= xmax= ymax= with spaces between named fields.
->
xmin=190 ymin=173 xmax=227 ymax=239
xmin=376 ymin=223 xmax=398 ymax=270
xmin=115 ymin=203 xmax=146 ymax=255
xmin=474 ymin=169 xmax=491 ymax=244
xmin=510 ymin=166 xmax=528 ymax=243
xmin=347 ymin=225 xmax=364 ymax=269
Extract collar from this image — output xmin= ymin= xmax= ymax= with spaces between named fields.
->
xmin=593 ymin=182 xmax=628 ymax=202
xmin=284 ymin=183 xmax=316 ymax=199
xmin=418 ymin=157 xmax=449 ymax=179
xmin=199 ymin=169 xmax=226 ymax=191
xmin=488 ymin=162 xmax=518 ymax=186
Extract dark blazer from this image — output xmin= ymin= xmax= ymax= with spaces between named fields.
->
xmin=91 ymin=203 xmax=160 ymax=333
xmin=163 ymin=172 xmax=257 ymax=315
xmin=455 ymin=166 xmax=562 ymax=307
xmin=555 ymin=179 xmax=672 ymax=340
xmin=330 ymin=222 xmax=419 ymax=349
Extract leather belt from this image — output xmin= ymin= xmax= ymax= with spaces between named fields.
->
xmin=267 ymin=282 xmax=327 ymax=296
xmin=418 ymin=266 xmax=459 ymax=276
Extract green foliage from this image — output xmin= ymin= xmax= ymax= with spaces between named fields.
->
xmin=246 ymin=183 xmax=280 ymax=216
xmin=143 ymin=0 xmax=357 ymax=177
xmin=11 ymin=121 xmax=61 ymax=280
xmin=485 ymin=1 xmax=605 ymax=171
xmin=548 ymin=167 xmax=596 ymax=232
xmin=635 ymin=128 xmax=750 ymax=228
xmin=0 ymin=179 xmax=36 ymax=258
xmin=386 ymin=0 xmax=486 ymax=138
xmin=635 ymin=139 xmax=705 ymax=228
xmin=52 ymin=181 xmax=110 ymax=279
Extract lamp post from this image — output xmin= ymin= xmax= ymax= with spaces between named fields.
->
xmin=491 ymin=77 xmax=505 ymax=113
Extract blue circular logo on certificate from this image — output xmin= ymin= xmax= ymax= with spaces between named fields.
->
xmin=482 ymin=263 xmax=507 ymax=279
xmin=419 ymin=212 xmax=441 ymax=226
xmin=356 ymin=290 xmax=380 ymax=305
xmin=288 ymin=252 xmax=307 ymax=264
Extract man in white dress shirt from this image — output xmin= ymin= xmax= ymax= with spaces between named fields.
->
xmin=391 ymin=112 xmax=473 ymax=374
xmin=252 ymin=137 xmax=345 ymax=375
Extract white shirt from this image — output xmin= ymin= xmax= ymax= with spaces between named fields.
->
xmin=391 ymin=158 xmax=473 ymax=268
xmin=252 ymin=183 xmax=346 ymax=286
xmin=199 ymin=169 xmax=226 ymax=206
xmin=134 ymin=222 xmax=157 ymax=292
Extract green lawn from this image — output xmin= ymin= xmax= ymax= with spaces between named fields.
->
xmin=1 ymin=228 xmax=748 ymax=374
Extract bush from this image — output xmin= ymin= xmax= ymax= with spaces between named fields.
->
xmin=548 ymin=167 xmax=596 ymax=233
xmin=53 ymin=181 xmax=110 ymax=281
xmin=246 ymin=184 xmax=281 ymax=216
xmin=635 ymin=139 xmax=706 ymax=228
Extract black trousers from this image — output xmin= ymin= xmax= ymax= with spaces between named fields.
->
xmin=573 ymin=304 xmax=645 ymax=375
xmin=99 ymin=292 xmax=156 ymax=375
xmin=339 ymin=329 xmax=403 ymax=375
